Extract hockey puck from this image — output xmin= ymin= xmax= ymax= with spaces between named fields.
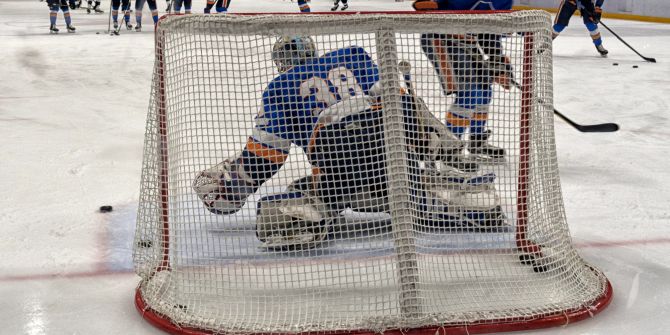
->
xmin=612 ymin=63 xmax=618 ymax=66
xmin=633 ymin=65 xmax=639 ymax=68
xmin=99 ymin=205 xmax=113 ymax=213
xmin=96 ymin=32 xmax=100 ymax=34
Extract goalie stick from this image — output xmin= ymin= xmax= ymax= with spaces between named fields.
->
xmin=511 ymin=80 xmax=619 ymax=133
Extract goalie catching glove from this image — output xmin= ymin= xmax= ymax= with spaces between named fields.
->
xmin=193 ymin=160 xmax=258 ymax=215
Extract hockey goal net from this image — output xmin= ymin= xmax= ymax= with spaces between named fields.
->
xmin=134 ymin=11 xmax=611 ymax=335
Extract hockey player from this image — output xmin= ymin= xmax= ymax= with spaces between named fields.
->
xmin=552 ymin=0 xmax=608 ymax=56
xmin=172 ymin=0 xmax=192 ymax=14
xmin=111 ymin=0 xmax=133 ymax=33
xmin=86 ymin=0 xmax=104 ymax=13
xmin=298 ymin=0 xmax=311 ymax=12
xmin=135 ymin=0 xmax=159 ymax=31
xmin=413 ymin=0 xmax=514 ymax=161
xmin=192 ymin=36 xmax=507 ymax=250
xmin=331 ymin=0 xmax=348 ymax=11
xmin=48 ymin=0 xmax=76 ymax=33
xmin=204 ymin=0 xmax=230 ymax=13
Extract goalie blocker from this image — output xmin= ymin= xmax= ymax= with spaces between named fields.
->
xmin=193 ymin=40 xmax=507 ymax=250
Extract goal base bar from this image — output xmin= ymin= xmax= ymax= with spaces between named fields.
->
xmin=135 ymin=279 xmax=612 ymax=335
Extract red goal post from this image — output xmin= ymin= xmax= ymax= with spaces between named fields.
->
xmin=134 ymin=10 xmax=612 ymax=335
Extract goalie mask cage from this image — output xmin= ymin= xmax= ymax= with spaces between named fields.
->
xmin=134 ymin=11 xmax=612 ymax=335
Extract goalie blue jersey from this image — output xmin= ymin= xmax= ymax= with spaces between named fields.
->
xmin=256 ymin=46 xmax=379 ymax=151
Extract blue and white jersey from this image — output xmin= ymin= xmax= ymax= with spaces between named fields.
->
xmin=254 ymin=46 xmax=379 ymax=152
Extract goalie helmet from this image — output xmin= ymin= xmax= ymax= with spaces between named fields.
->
xmin=271 ymin=36 xmax=317 ymax=73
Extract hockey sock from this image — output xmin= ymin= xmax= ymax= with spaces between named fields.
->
xmin=204 ymin=0 xmax=214 ymax=13
xmin=552 ymin=23 xmax=565 ymax=39
xmin=469 ymin=115 xmax=487 ymax=138
xmin=136 ymin=12 xmax=142 ymax=25
xmin=215 ymin=0 xmax=230 ymax=13
xmin=50 ymin=5 xmax=58 ymax=25
xmin=585 ymin=22 xmax=603 ymax=46
xmin=62 ymin=7 xmax=72 ymax=26
xmin=445 ymin=112 xmax=468 ymax=138
xmin=112 ymin=6 xmax=119 ymax=23
xmin=298 ymin=0 xmax=310 ymax=12
xmin=148 ymin=1 xmax=158 ymax=23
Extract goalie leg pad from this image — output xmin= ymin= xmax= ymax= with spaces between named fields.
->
xmin=256 ymin=190 xmax=334 ymax=250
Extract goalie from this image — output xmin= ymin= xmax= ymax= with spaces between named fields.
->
xmin=193 ymin=36 xmax=507 ymax=250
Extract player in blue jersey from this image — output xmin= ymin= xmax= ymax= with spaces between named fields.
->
xmin=47 ymin=0 xmax=76 ymax=33
xmin=193 ymin=36 xmax=507 ymax=250
xmin=111 ymin=0 xmax=133 ymax=33
xmin=413 ymin=0 xmax=514 ymax=161
xmin=552 ymin=0 xmax=608 ymax=56
xmin=204 ymin=0 xmax=230 ymax=13
xmin=134 ymin=0 xmax=159 ymax=31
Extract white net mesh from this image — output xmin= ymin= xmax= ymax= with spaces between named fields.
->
xmin=134 ymin=11 xmax=611 ymax=334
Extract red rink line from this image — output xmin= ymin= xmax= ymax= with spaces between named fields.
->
xmin=1 ymin=237 xmax=669 ymax=282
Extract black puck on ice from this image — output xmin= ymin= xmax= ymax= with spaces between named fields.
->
xmin=633 ymin=65 xmax=639 ymax=68
xmin=612 ymin=63 xmax=618 ymax=66
xmin=99 ymin=205 xmax=113 ymax=213
xmin=96 ymin=32 xmax=100 ymax=34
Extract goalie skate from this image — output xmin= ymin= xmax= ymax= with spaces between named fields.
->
xmin=421 ymin=172 xmax=510 ymax=232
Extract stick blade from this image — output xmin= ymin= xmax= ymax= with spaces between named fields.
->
xmin=578 ymin=123 xmax=620 ymax=133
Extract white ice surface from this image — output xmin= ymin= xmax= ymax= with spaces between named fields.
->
xmin=1 ymin=0 xmax=670 ymax=334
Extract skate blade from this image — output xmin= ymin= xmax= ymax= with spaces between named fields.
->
xmin=464 ymin=154 xmax=505 ymax=165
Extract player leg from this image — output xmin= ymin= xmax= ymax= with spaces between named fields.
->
xmin=420 ymin=34 xmax=456 ymax=96
xmin=172 ymin=0 xmax=181 ymax=13
xmin=122 ymin=0 xmax=133 ymax=30
xmin=135 ymin=0 xmax=145 ymax=31
xmin=147 ymin=0 xmax=159 ymax=24
xmin=331 ymin=0 xmax=340 ymax=11
xmin=552 ymin=0 xmax=577 ymax=40
xmin=111 ymin=0 xmax=121 ymax=30
xmin=204 ymin=0 xmax=215 ymax=13
xmin=340 ymin=0 xmax=348 ymax=10
xmin=215 ymin=0 xmax=230 ymax=13
xmin=59 ymin=0 xmax=76 ymax=32
xmin=183 ymin=0 xmax=192 ymax=14
xmin=48 ymin=0 xmax=59 ymax=33
xmin=582 ymin=15 xmax=608 ymax=56
xmin=297 ymin=0 xmax=310 ymax=13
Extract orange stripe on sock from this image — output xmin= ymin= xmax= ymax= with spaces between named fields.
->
xmin=446 ymin=112 xmax=470 ymax=127
xmin=246 ymin=138 xmax=288 ymax=164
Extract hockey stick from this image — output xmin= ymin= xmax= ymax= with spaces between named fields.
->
xmin=597 ymin=20 xmax=656 ymax=63
xmin=579 ymin=8 xmax=656 ymax=63
xmin=106 ymin=0 xmax=112 ymax=34
xmin=511 ymin=80 xmax=619 ymax=133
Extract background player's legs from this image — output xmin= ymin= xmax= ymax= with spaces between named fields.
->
xmin=582 ymin=16 xmax=608 ymax=56
xmin=204 ymin=0 xmax=215 ymax=13
xmin=183 ymin=0 xmax=192 ymax=14
xmin=59 ymin=0 xmax=75 ymax=32
xmin=297 ymin=0 xmax=310 ymax=13
xmin=552 ymin=0 xmax=577 ymax=39
xmin=135 ymin=0 xmax=145 ymax=30
xmin=48 ymin=0 xmax=60 ymax=33
xmin=215 ymin=0 xmax=231 ymax=13
xmin=122 ymin=0 xmax=132 ymax=29
xmin=87 ymin=0 xmax=103 ymax=13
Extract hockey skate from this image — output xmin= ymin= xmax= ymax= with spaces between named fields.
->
xmin=66 ymin=24 xmax=76 ymax=33
xmin=468 ymin=130 xmax=505 ymax=163
xmin=111 ymin=21 xmax=121 ymax=35
xmin=49 ymin=24 xmax=59 ymax=34
xmin=596 ymin=44 xmax=608 ymax=57
xmin=420 ymin=172 xmax=510 ymax=232
xmin=135 ymin=23 xmax=142 ymax=32
xmin=341 ymin=3 xmax=348 ymax=10
xmin=331 ymin=1 xmax=339 ymax=11
xmin=126 ymin=21 xmax=133 ymax=30
xmin=88 ymin=4 xmax=103 ymax=13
